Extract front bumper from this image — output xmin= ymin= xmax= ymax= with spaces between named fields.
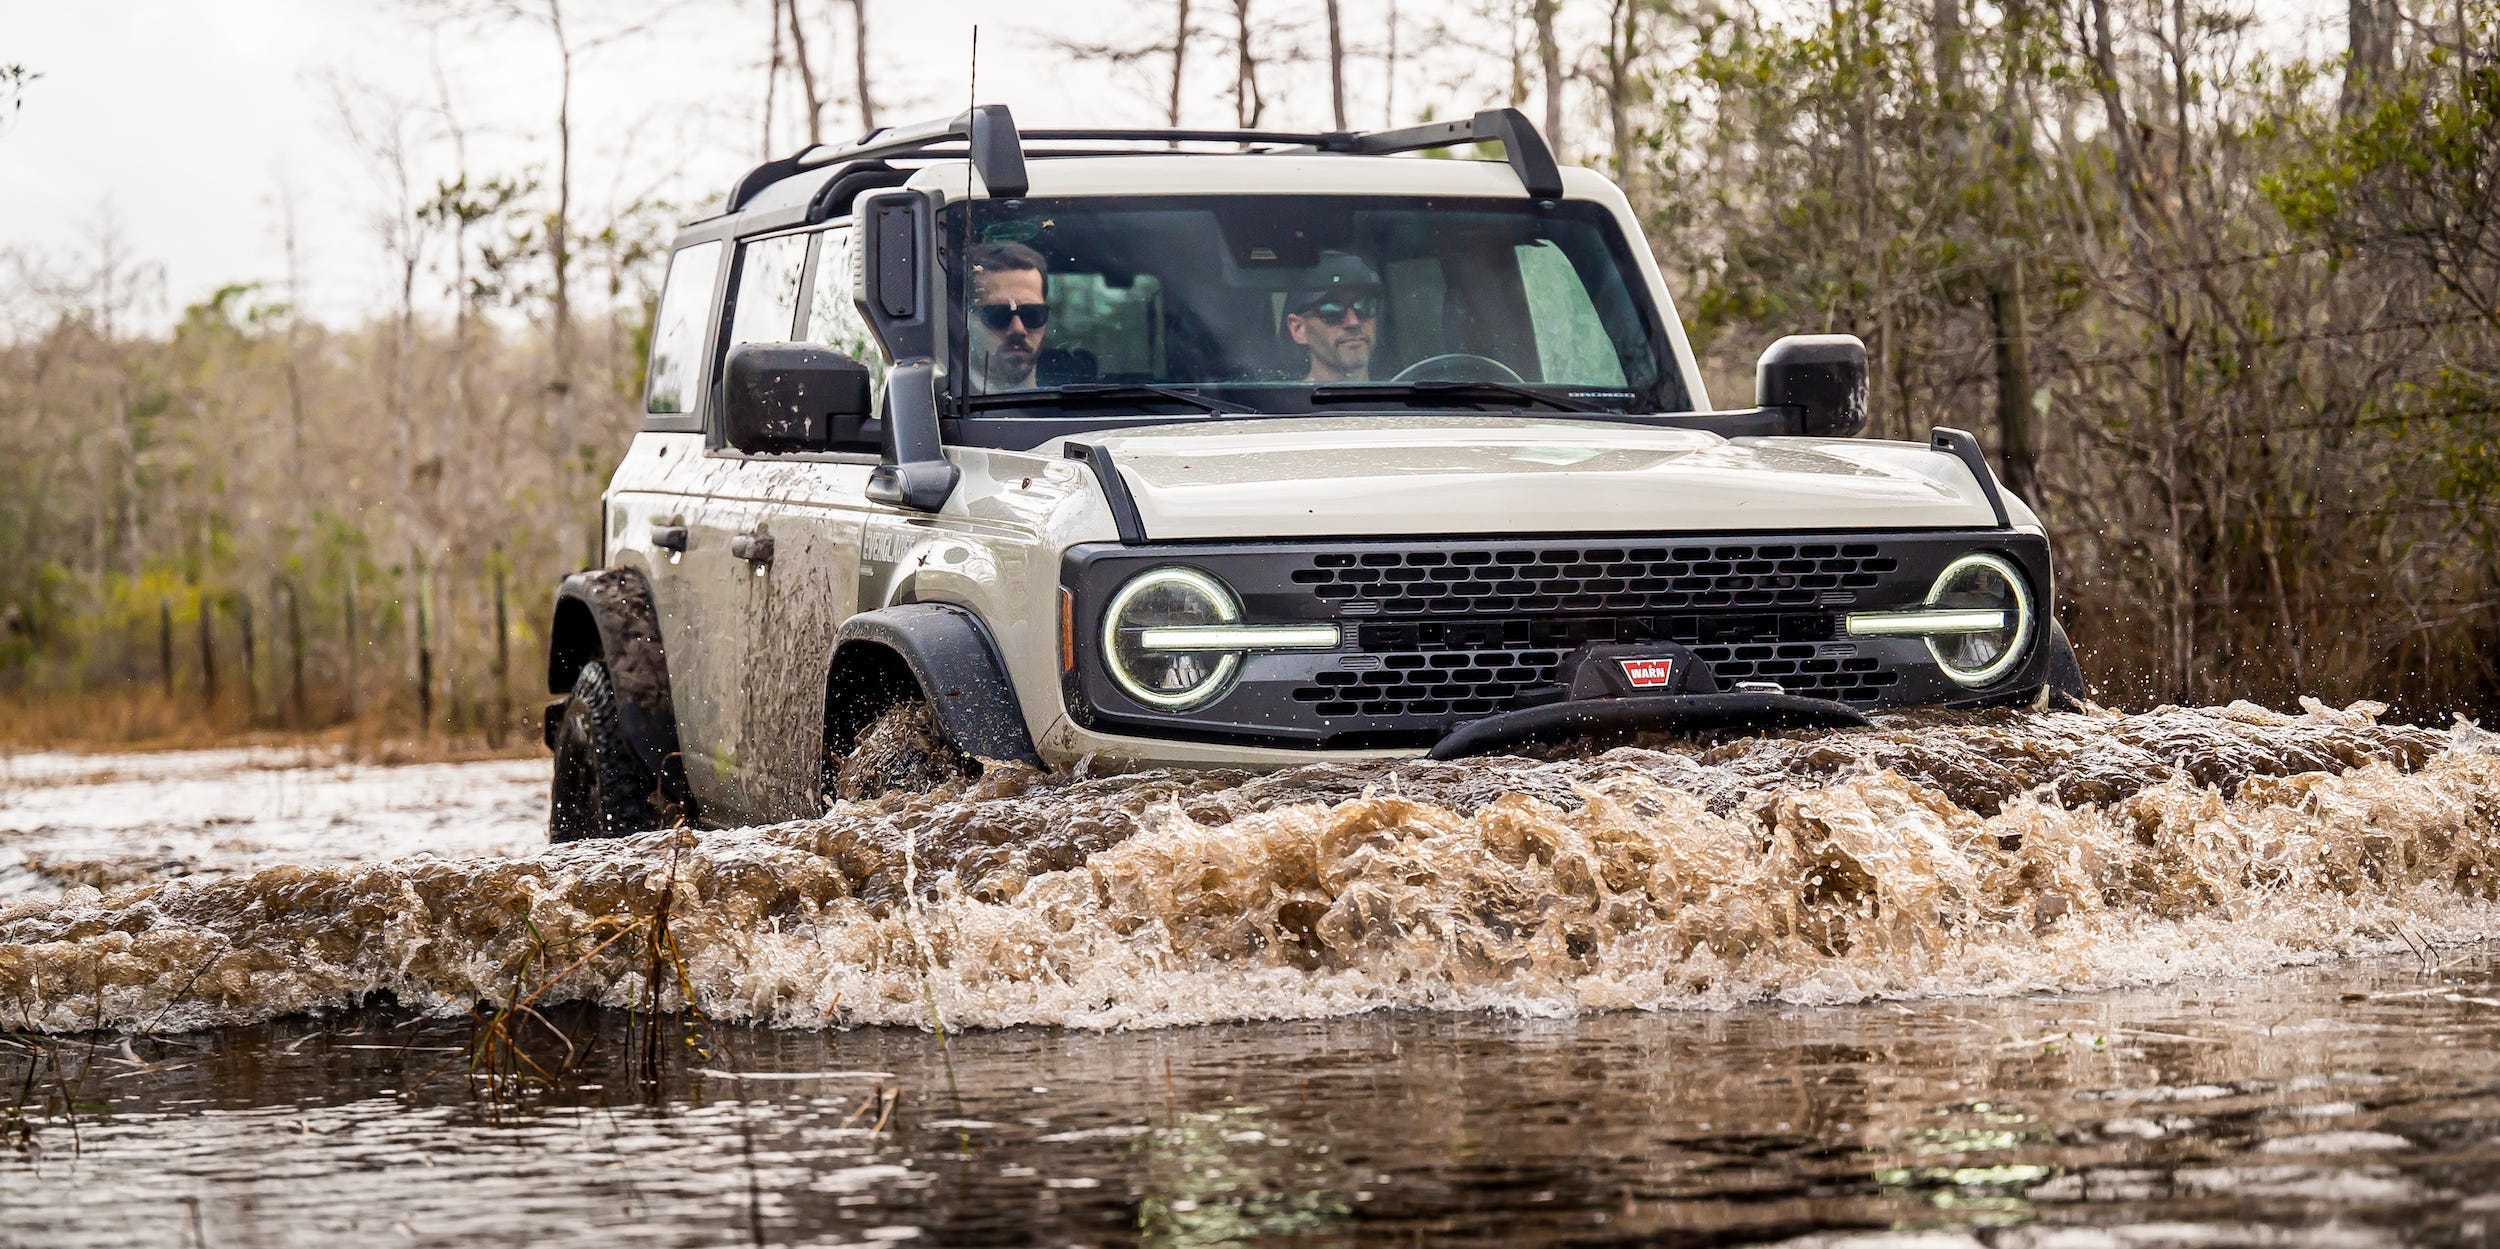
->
xmin=1060 ymin=529 xmax=2056 ymax=753
xmin=1426 ymin=691 xmax=1868 ymax=759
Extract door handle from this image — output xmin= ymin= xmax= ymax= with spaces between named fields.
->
xmin=729 ymin=532 xmax=774 ymax=565
xmin=650 ymin=524 xmax=688 ymax=552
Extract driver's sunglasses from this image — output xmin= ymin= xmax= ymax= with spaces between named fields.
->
xmin=1300 ymin=297 xmax=1379 ymax=325
xmin=974 ymin=302 xmax=1050 ymax=332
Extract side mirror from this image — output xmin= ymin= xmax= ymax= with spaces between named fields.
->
xmin=851 ymin=187 xmax=956 ymax=511
xmin=719 ymin=343 xmax=874 ymax=455
xmin=1756 ymin=334 xmax=1869 ymax=437
xmin=853 ymin=188 xmax=935 ymax=362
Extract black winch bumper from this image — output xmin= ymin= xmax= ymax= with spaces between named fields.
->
xmin=1427 ymin=691 xmax=1867 ymax=759
xmin=1424 ymin=639 xmax=1871 ymax=759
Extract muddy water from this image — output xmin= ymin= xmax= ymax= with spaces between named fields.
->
xmin=2 ymin=702 xmax=2499 ymax=1243
xmin=0 ymin=747 xmax=546 ymax=902
xmin=2 ymin=702 xmax=2494 ymax=1034
xmin=5 ymin=955 xmax=2500 ymax=1246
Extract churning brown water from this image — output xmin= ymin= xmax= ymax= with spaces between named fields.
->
xmin=3 ymin=702 xmax=2500 ymax=1244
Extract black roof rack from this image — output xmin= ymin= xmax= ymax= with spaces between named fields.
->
xmin=723 ymin=105 xmax=1565 ymax=213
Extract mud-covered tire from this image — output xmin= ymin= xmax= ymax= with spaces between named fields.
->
xmin=549 ymin=660 xmax=664 ymax=842
xmin=828 ymin=698 xmax=976 ymax=803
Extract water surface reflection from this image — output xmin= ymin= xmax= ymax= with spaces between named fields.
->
xmin=6 ymin=948 xmax=2497 ymax=1246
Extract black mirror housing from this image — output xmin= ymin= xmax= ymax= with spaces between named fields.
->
xmin=1756 ymin=334 xmax=1869 ymax=437
xmin=719 ymin=343 xmax=875 ymax=455
xmin=853 ymin=188 xmax=936 ymax=362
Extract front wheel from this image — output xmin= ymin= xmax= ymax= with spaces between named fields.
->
xmin=826 ymin=698 xmax=976 ymax=803
xmin=549 ymin=660 xmax=665 ymax=842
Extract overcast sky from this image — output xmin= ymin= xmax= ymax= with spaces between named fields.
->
xmin=1 ymin=0 xmax=1489 ymax=327
xmin=2 ymin=0 xmax=2343 ymax=328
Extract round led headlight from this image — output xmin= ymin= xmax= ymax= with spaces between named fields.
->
xmin=1103 ymin=567 xmax=1243 ymax=709
xmin=1924 ymin=553 xmax=2034 ymax=687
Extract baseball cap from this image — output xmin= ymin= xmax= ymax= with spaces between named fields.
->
xmin=1286 ymin=252 xmax=1383 ymax=314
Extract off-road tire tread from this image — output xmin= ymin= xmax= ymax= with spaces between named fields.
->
xmin=550 ymin=660 xmax=664 ymax=841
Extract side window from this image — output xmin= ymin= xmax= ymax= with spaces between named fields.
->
xmin=727 ymin=232 xmax=810 ymax=347
xmin=803 ymin=227 xmax=887 ymax=409
xmin=645 ymin=239 xmax=725 ymax=415
xmin=1517 ymin=240 xmax=1628 ymax=385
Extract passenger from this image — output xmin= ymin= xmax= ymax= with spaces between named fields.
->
xmin=1283 ymin=253 xmax=1382 ymax=383
xmin=966 ymin=241 xmax=1050 ymax=391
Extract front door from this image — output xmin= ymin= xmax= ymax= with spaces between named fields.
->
xmin=686 ymin=224 xmax=890 ymax=824
xmin=619 ymin=238 xmax=737 ymax=812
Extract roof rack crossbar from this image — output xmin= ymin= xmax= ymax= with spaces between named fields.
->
xmin=1349 ymin=107 xmax=1564 ymax=199
xmin=1019 ymin=128 xmax=1359 ymax=149
xmin=727 ymin=106 xmax=1029 ymax=212
xmin=725 ymin=104 xmax=1567 ymax=214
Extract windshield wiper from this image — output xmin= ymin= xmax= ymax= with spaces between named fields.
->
xmin=1309 ymin=380 xmax=1607 ymax=414
xmin=958 ymin=383 xmax=1255 ymax=416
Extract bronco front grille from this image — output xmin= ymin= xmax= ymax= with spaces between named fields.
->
xmin=1288 ymin=541 xmax=1897 ymax=616
xmin=1289 ymin=615 xmax=1901 ymax=719
xmin=1279 ymin=541 xmax=1903 ymax=718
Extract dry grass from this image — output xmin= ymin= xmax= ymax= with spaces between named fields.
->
xmin=433 ymin=832 xmax=723 ymax=1104
xmin=0 ymin=689 xmax=542 ymax=764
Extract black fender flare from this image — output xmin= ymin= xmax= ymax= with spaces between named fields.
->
xmin=2042 ymin=619 xmax=2089 ymax=703
xmin=828 ymin=604 xmax=1044 ymax=768
xmin=546 ymin=568 xmax=685 ymax=785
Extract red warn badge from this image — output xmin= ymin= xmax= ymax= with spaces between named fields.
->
xmin=1618 ymin=657 xmax=1676 ymax=689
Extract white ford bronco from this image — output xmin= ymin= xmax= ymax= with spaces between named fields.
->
xmin=541 ymin=106 xmax=2084 ymax=839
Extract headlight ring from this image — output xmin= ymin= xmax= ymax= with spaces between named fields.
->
xmin=1102 ymin=567 xmax=1244 ymax=709
xmin=1920 ymin=553 xmax=2035 ymax=687
xmin=1842 ymin=551 xmax=2036 ymax=688
xmin=1097 ymin=567 xmax=1347 ymax=711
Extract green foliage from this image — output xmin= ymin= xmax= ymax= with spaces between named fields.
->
xmin=2268 ymin=33 xmax=2500 ymax=519
xmin=1647 ymin=0 xmax=2500 ymax=715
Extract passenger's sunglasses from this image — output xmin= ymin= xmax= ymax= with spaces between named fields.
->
xmin=1297 ymin=297 xmax=1379 ymax=324
xmin=974 ymin=302 xmax=1050 ymax=332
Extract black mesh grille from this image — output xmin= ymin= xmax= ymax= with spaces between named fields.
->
xmin=1282 ymin=542 xmax=1904 ymax=719
xmin=1290 ymin=627 xmax=1900 ymax=719
xmin=1289 ymin=541 xmax=1897 ymax=616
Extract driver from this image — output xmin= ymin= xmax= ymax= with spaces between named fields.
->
xmin=966 ymin=241 xmax=1049 ymax=391
xmin=1283 ymin=252 xmax=1381 ymax=383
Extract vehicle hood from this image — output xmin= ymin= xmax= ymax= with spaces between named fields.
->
xmin=1065 ymin=416 xmax=2010 ymax=540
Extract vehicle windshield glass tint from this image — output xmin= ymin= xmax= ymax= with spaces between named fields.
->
xmin=943 ymin=196 xmax=1675 ymax=410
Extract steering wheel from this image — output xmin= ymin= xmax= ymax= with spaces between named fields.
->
xmin=1391 ymin=353 xmax=1524 ymax=384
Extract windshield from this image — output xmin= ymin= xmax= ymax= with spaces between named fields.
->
xmin=942 ymin=195 xmax=1683 ymax=412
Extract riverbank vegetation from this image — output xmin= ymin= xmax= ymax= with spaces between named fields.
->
xmin=1 ymin=0 xmax=2494 ymax=746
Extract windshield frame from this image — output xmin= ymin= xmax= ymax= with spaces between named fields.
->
xmin=935 ymin=193 xmax=1692 ymax=422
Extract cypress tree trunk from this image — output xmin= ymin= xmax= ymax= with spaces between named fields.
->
xmin=415 ymin=579 xmax=434 ymax=732
xmin=1532 ymin=0 xmax=1563 ymax=151
xmin=1324 ymin=0 xmax=1346 ymax=129
xmin=344 ymin=570 xmax=361 ymax=722
xmin=196 ymin=593 xmax=217 ymax=711
xmin=1990 ymin=261 xmax=2039 ymax=504
xmin=158 ymin=599 xmax=174 ymax=698
xmin=848 ymin=0 xmax=876 ymax=130
xmin=239 ymin=595 xmax=257 ymax=724
xmin=1167 ymin=0 xmax=1191 ymax=127
xmin=492 ymin=559 xmax=511 ymax=747
xmin=284 ymin=581 xmax=306 ymax=728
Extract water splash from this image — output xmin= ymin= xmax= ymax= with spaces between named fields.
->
xmin=2 ymin=702 xmax=2494 ymax=1034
